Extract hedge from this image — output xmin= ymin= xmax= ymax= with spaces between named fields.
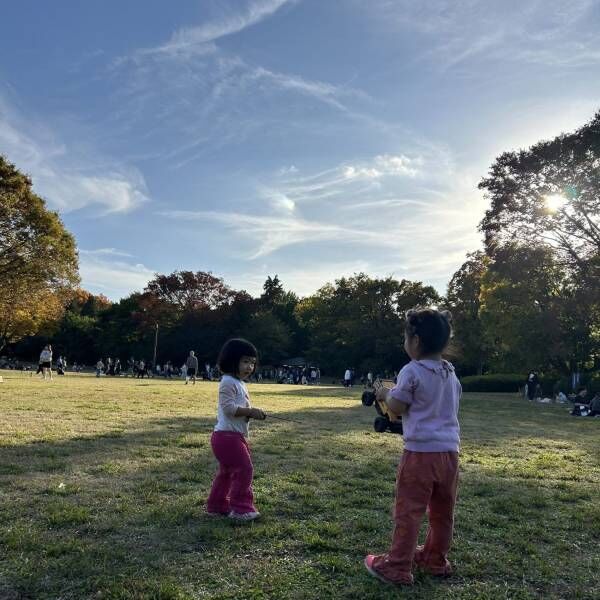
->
xmin=460 ymin=373 xmax=600 ymax=394
xmin=460 ymin=374 xmax=527 ymax=393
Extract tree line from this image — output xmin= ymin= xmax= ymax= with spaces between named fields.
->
xmin=2 ymin=112 xmax=599 ymax=376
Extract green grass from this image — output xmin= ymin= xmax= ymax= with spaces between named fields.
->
xmin=0 ymin=370 xmax=598 ymax=599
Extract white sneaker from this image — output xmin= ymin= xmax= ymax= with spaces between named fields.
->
xmin=228 ymin=511 xmax=260 ymax=521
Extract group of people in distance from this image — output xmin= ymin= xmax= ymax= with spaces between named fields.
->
xmin=526 ymin=371 xmax=600 ymax=416
xmin=207 ymin=307 xmax=460 ymax=586
xmin=90 ymin=354 xmax=213 ymax=381
xmin=566 ymin=387 xmax=600 ymax=417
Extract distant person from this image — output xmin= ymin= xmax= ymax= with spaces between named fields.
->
xmin=95 ymin=359 xmax=104 ymax=377
xmin=206 ymin=338 xmax=266 ymax=520
xmin=58 ymin=355 xmax=67 ymax=375
xmin=344 ymin=368 xmax=352 ymax=388
xmin=137 ymin=360 xmax=146 ymax=379
xmin=39 ymin=345 xmax=53 ymax=381
xmin=367 ymin=371 xmax=374 ymax=388
xmin=589 ymin=393 xmax=600 ymax=416
xmin=525 ymin=371 xmax=539 ymax=400
xmin=555 ymin=391 xmax=568 ymax=404
xmin=185 ymin=351 xmax=198 ymax=385
xmin=365 ymin=308 xmax=460 ymax=586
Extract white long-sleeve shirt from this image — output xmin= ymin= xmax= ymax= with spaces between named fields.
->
xmin=214 ymin=375 xmax=252 ymax=436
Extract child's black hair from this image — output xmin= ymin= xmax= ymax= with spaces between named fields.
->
xmin=217 ymin=338 xmax=258 ymax=376
xmin=405 ymin=308 xmax=453 ymax=355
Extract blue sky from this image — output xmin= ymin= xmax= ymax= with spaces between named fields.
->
xmin=2 ymin=0 xmax=600 ymax=299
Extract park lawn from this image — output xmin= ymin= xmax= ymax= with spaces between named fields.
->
xmin=0 ymin=372 xmax=598 ymax=600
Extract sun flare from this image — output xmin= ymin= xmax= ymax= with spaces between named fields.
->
xmin=544 ymin=194 xmax=566 ymax=212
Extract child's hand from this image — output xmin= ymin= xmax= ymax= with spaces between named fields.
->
xmin=249 ymin=407 xmax=267 ymax=420
xmin=375 ymin=386 xmax=389 ymax=403
xmin=374 ymin=380 xmax=391 ymax=403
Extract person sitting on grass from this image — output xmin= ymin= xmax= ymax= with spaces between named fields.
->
xmin=588 ymin=392 xmax=600 ymax=416
xmin=364 ymin=308 xmax=461 ymax=586
xmin=206 ymin=338 xmax=267 ymax=521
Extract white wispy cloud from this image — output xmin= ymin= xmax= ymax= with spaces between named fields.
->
xmin=127 ymin=0 xmax=295 ymax=61
xmin=79 ymin=252 xmax=156 ymax=299
xmin=266 ymin=153 xmax=428 ymax=207
xmin=155 ymin=145 xmax=485 ymax=294
xmin=79 ymin=248 xmax=133 ymax=258
xmin=109 ymin=2 xmax=377 ymax=166
xmin=343 ymin=154 xmax=420 ymax=180
xmin=368 ymin=0 xmax=600 ymax=68
xmin=159 ymin=209 xmax=395 ymax=258
xmin=0 ymin=95 xmax=150 ymax=214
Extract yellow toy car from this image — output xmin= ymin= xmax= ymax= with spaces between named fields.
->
xmin=361 ymin=379 xmax=403 ymax=434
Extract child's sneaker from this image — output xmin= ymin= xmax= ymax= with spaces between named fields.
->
xmin=364 ymin=555 xmax=413 ymax=586
xmin=414 ymin=545 xmax=452 ymax=577
xmin=228 ymin=511 xmax=260 ymax=521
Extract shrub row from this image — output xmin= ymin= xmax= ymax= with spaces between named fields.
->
xmin=460 ymin=373 xmax=600 ymax=395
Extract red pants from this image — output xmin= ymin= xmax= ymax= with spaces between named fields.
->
xmin=373 ymin=450 xmax=459 ymax=584
xmin=206 ymin=431 xmax=257 ymax=514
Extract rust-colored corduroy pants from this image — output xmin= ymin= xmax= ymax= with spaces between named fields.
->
xmin=372 ymin=450 xmax=459 ymax=584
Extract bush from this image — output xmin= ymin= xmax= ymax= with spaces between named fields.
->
xmin=461 ymin=372 xmax=600 ymax=395
xmin=460 ymin=374 xmax=525 ymax=393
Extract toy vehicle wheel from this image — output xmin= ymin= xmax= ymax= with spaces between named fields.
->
xmin=389 ymin=421 xmax=403 ymax=435
xmin=373 ymin=416 xmax=388 ymax=433
xmin=362 ymin=390 xmax=375 ymax=406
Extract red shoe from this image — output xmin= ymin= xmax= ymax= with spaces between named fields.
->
xmin=364 ymin=555 xmax=413 ymax=586
xmin=414 ymin=545 xmax=453 ymax=577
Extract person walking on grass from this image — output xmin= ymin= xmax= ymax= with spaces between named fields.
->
xmin=364 ymin=308 xmax=461 ymax=586
xmin=95 ymin=359 xmax=104 ymax=377
xmin=206 ymin=338 xmax=267 ymax=521
xmin=185 ymin=350 xmax=198 ymax=385
xmin=344 ymin=368 xmax=352 ymax=387
xmin=39 ymin=345 xmax=53 ymax=381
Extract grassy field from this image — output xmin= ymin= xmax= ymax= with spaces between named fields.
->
xmin=0 ymin=371 xmax=598 ymax=600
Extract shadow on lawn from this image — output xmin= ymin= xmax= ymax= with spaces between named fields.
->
xmin=0 ymin=410 xmax=395 ymax=597
xmin=1 ymin=403 xmax=599 ymax=598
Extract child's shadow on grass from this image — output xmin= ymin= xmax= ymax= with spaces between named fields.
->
xmin=0 ymin=409 xmax=395 ymax=597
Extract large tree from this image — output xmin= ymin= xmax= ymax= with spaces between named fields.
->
xmin=144 ymin=271 xmax=236 ymax=312
xmin=479 ymin=111 xmax=600 ymax=274
xmin=446 ymin=251 xmax=488 ymax=375
xmin=296 ymin=274 xmax=440 ymax=374
xmin=0 ymin=156 xmax=79 ymax=351
xmin=478 ymin=245 xmax=569 ymax=373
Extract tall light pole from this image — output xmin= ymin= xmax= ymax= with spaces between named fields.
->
xmin=152 ymin=322 xmax=159 ymax=369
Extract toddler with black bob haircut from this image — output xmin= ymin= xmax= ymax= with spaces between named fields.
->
xmin=206 ymin=338 xmax=266 ymax=521
xmin=365 ymin=308 xmax=461 ymax=585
